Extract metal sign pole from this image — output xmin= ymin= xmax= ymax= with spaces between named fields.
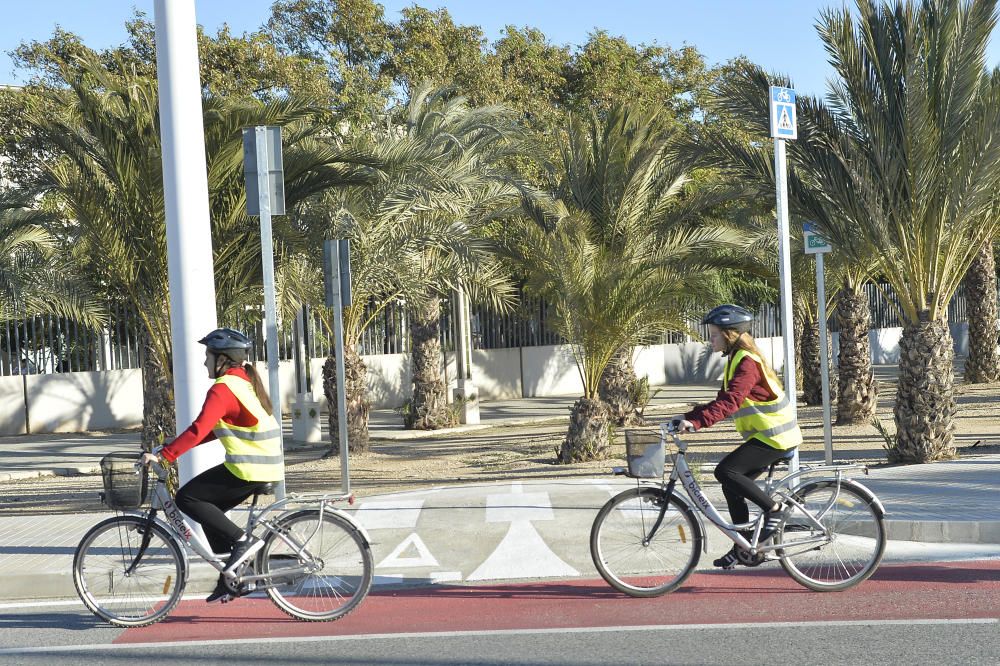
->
xmin=816 ymin=251 xmax=834 ymax=464
xmin=254 ymin=127 xmax=285 ymax=499
xmin=773 ymin=137 xmax=798 ymax=473
xmin=324 ymin=239 xmax=351 ymax=494
xmin=769 ymin=85 xmax=799 ymax=473
xmin=804 ymin=222 xmax=835 ymax=464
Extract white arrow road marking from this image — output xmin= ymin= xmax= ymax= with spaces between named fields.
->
xmin=485 ymin=482 xmax=553 ymax=522
xmin=467 ymin=520 xmax=579 ymax=580
xmin=470 ymin=482 xmax=578 ymax=581
xmin=377 ymin=532 xmax=440 ymax=568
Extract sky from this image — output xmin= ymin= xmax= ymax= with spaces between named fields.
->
xmin=3 ymin=1 xmax=1000 ymax=99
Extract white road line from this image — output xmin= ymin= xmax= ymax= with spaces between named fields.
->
xmin=0 ymin=618 xmax=994 ymax=654
xmin=352 ymin=499 xmax=424 ymax=530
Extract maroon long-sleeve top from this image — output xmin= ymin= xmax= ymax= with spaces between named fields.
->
xmin=160 ymin=367 xmax=259 ymax=462
xmin=684 ymin=355 xmax=777 ymax=430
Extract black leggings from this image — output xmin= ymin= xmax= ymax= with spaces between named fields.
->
xmin=713 ymin=439 xmax=789 ymax=525
xmin=174 ymin=464 xmax=268 ymax=554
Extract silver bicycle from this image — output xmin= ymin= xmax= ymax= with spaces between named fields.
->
xmin=73 ymin=452 xmax=374 ymax=627
xmin=590 ymin=424 xmax=887 ymax=596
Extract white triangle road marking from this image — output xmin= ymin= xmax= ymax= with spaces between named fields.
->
xmin=377 ymin=532 xmax=440 ymax=569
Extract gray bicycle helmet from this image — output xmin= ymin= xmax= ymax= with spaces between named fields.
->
xmin=198 ymin=328 xmax=253 ymax=354
xmin=702 ymin=304 xmax=754 ymax=333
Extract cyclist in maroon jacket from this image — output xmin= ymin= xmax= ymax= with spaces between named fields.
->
xmin=672 ymin=305 xmax=802 ymax=569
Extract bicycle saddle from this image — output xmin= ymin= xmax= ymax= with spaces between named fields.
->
xmin=253 ymin=482 xmax=276 ymax=497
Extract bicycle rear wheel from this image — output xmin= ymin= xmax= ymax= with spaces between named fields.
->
xmin=73 ymin=515 xmax=186 ymax=627
xmin=261 ymin=509 xmax=373 ymax=622
xmin=778 ymin=480 xmax=886 ymax=591
xmin=590 ymin=487 xmax=702 ymax=597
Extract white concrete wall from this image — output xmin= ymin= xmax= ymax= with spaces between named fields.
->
xmin=0 ymin=375 xmax=26 ymax=435
xmin=463 ymin=348 xmax=522 ymax=400
xmin=24 ymin=369 xmax=142 ymax=433
xmin=521 ymin=344 xmax=583 ymax=397
xmin=4 ymin=323 xmax=980 ymax=435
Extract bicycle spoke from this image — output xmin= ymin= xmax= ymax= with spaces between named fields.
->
xmin=262 ymin=510 xmax=372 ymax=622
xmin=778 ymin=482 xmax=886 ymax=591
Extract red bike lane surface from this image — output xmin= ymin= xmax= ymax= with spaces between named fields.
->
xmin=114 ymin=560 xmax=1000 ymax=645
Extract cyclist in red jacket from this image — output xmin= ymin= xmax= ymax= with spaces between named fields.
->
xmin=142 ymin=328 xmax=284 ymax=602
xmin=672 ymin=305 xmax=802 ymax=569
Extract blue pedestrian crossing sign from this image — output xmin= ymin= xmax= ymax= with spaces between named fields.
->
xmin=769 ymin=86 xmax=797 ymax=140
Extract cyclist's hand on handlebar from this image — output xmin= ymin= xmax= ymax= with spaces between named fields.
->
xmin=669 ymin=417 xmax=695 ymax=433
xmin=140 ymin=452 xmax=160 ymax=466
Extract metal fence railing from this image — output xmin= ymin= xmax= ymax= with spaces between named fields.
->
xmin=0 ymin=280 xmax=989 ymax=377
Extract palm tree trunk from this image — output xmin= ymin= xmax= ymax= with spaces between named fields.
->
xmin=893 ymin=317 xmax=957 ymax=462
xmin=322 ymin=345 xmax=370 ymax=455
xmin=141 ymin=335 xmax=175 ymax=452
xmin=404 ymin=296 xmax=457 ymax=430
xmin=557 ymin=398 xmax=612 ymax=463
xmin=792 ymin=311 xmax=805 ymax=391
xmin=800 ymin=317 xmax=838 ymax=406
xmin=962 ymin=243 xmax=1000 ymax=384
xmin=835 ymin=287 xmax=878 ymax=424
xmin=598 ymin=347 xmax=645 ymax=425
xmin=800 ymin=318 xmax=822 ymax=405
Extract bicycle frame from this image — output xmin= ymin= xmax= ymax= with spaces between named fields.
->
xmin=123 ymin=462 xmax=369 ymax=591
xmin=655 ymin=424 xmax=871 ymax=554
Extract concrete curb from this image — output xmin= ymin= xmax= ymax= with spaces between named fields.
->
xmin=1 ymin=466 xmax=100 ymax=481
xmin=886 ymin=520 xmax=1000 ymax=544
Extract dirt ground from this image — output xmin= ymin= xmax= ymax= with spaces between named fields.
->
xmin=3 ymin=377 xmax=998 ymax=516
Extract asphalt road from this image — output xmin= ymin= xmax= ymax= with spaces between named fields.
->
xmin=1 ymin=560 xmax=996 ymax=665
xmin=0 ymin=618 xmax=996 ymax=665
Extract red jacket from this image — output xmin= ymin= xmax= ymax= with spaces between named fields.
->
xmin=684 ymin=355 xmax=777 ymax=430
xmin=160 ymin=367 xmax=260 ymax=462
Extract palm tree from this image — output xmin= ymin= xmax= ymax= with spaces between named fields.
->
xmin=0 ymin=190 xmax=105 ymax=367
xmin=813 ymin=0 xmax=1000 ymax=461
xmin=397 ymin=85 xmax=519 ymax=430
xmin=508 ymin=105 xmax=744 ymax=462
xmin=297 ymin=84 xmax=519 ymax=449
xmin=28 ymin=57 xmax=372 ymax=447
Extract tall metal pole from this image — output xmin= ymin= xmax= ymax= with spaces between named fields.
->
xmin=254 ymin=127 xmax=286 ymax=499
xmin=774 ymin=137 xmax=799 ymax=472
xmin=330 ymin=245 xmax=351 ymax=494
xmin=154 ymin=0 xmax=220 ymax=485
xmin=816 ymin=252 xmax=834 ymax=464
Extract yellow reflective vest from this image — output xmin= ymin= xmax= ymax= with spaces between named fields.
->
xmin=213 ymin=374 xmax=285 ymax=482
xmin=723 ymin=349 xmax=802 ymax=451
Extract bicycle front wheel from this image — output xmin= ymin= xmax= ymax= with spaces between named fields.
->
xmin=73 ymin=515 xmax=186 ymax=627
xmin=778 ymin=480 xmax=887 ymax=592
xmin=590 ymin=487 xmax=702 ymax=597
xmin=261 ymin=509 xmax=373 ymax=622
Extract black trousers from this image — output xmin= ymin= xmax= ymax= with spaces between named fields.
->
xmin=174 ymin=463 xmax=268 ymax=554
xmin=713 ymin=439 xmax=789 ymax=525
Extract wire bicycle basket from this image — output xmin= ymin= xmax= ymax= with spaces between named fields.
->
xmin=100 ymin=452 xmax=149 ymax=510
xmin=623 ymin=429 xmax=665 ymax=478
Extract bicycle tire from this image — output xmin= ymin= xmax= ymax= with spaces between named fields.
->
xmin=590 ymin=486 xmax=702 ymax=597
xmin=261 ymin=509 xmax=373 ymax=622
xmin=777 ymin=480 xmax=887 ymax=592
xmin=73 ymin=515 xmax=186 ymax=627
